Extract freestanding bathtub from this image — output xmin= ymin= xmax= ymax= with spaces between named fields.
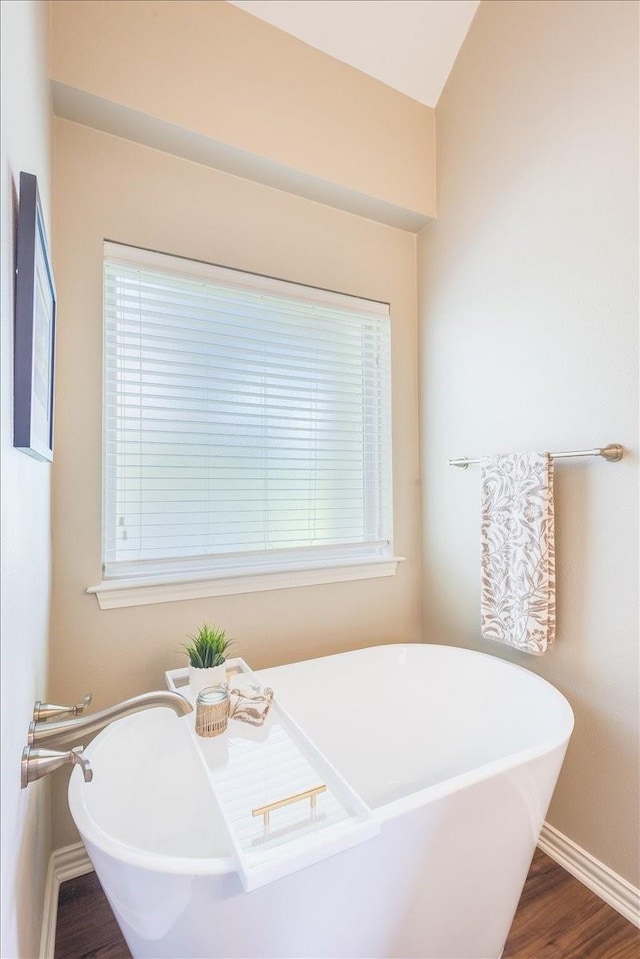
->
xmin=68 ymin=643 xmax=573 ymax=959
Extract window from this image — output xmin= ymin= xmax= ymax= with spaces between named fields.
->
xmin=89 ymin=243 xmax=399 ymax=608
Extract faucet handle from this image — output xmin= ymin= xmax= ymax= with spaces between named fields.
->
xmin=33 ymin=693 xmax=92 ymax=723
xmin=21 ymin=744 xmax=93 ymax=787
xmin=69 ymin=746 xmax=93 ymax=783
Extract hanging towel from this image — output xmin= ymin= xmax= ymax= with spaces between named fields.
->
xmin=480 ymin=452 xmax=555 ymax=655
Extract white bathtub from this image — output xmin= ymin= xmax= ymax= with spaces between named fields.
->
xmin=68 ymin=643 xmax=573 ymax=959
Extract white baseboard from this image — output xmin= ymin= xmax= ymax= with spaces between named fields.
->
xmin=39 ymin=825 xmax=639 ymax=958
xmin=39 ymin=841 xmax=93 ymax=959
xmin=538 ymin=822 xmax=640 ymax=928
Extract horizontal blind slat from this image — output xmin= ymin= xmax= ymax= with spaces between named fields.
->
xmin=103 ymin=296 xmax=383 ymax=347
xmin=104 ymin=327 xmax=388 ymax=373
xmin=106 ymin=369 xmax=385 ymax=400
xmin=104 ymin=266 xmax=387 ymax=323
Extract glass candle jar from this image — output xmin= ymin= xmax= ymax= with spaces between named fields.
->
xmin=195 ymin=684 xmax=230 ymax=738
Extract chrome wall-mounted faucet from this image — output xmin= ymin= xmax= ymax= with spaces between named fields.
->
xmin=21 ymin=690 xmax=193 ymax=787
xmin=28 ymin=690 xmax=193 ymax=748
xmin=21 ymin=745 xmax=93 ymax=787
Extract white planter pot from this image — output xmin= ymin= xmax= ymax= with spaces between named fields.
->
xmin=189 ymin=664 xmax=227 ymax=698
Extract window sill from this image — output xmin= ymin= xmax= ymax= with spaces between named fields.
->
xmin=87 ymin=556 xmax=405 ymax=610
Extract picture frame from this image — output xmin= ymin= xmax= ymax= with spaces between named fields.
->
xmin=14 ymin=171 xmax=57 ymax=461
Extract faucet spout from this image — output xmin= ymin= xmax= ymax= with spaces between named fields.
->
xmin=28 ymin=690 xmax=193 ymax=747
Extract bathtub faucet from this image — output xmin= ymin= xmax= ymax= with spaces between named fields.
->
xmin=27 ymin=690 xmax=193 ymax=748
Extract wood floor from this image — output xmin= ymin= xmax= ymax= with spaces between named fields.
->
xmin=503 ymin=851 xmax=638 ymax=959
xmin=55 ymin=849 xmax=639 ymax=959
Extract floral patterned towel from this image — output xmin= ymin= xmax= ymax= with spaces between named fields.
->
xmin=229 ymin=685 xmax=274 ymax=726
xmin=480 ymin=452 xmax=555 ymax=655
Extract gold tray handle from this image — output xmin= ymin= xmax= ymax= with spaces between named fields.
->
xmin=252 ymin=784 xmax=327 ymax=835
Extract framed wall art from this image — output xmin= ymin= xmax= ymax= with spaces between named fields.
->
xmin=14 ymin=171 xmax=56 ymax=461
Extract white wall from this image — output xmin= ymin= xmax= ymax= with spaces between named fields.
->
xmin=419 ymin=0 xmax=639 ymax=884
xmin=0 ymin=2 xmax=53 ymax=956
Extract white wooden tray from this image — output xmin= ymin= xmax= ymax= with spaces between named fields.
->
xmin=165 ymin=657 xmax=378 ymax=891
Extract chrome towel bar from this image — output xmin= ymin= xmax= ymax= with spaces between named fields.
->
xmin=448 ymin=444 xmax=623 ymax=469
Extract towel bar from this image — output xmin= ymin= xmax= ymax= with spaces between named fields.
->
xmin=448 ymin=444 xmax=623 ymax=469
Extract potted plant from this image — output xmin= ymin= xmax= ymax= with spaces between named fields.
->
xmin=183 ymin=624 xmax=232 ymax=697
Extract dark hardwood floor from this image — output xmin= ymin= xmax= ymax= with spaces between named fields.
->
xmin=503 ymin=851 xmax=638 ymax=959
xmin=55 ymin=850 xmax=639 ymax=959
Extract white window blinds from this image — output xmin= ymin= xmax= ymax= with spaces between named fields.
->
xmin=103 ymin=243 xmax=392 ymax=579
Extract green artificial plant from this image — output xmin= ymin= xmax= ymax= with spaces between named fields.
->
xmin=183 ymin=624 xmax=232 ymax=669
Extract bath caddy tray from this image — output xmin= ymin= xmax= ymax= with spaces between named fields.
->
xmin=166 ymin=659 xmax=379 ymax=891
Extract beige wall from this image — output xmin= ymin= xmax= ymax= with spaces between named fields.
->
xmin=46 ymin=0 xmax=638 ymax=893
xmin=50 ymin=119 xmax=421 ymax=847
xmin=418 ymin=0 xmax=639 ymax=884
xmin=0 ymin=2 xmax=53 ymax=956
xmin=50 ymin=0 xmax=435 ymax=220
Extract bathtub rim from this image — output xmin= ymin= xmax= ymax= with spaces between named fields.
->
xmin=69 ymin=642 xmax=574 ymax=878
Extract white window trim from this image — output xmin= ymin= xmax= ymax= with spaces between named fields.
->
xmin=87 ymin=555 xmax=405 ymax=609
xmin=91 ymin=242 xmax=397 ymax=608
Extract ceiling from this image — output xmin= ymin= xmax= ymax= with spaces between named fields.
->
xmin=229 ymin=0 xmax=479 ymax=108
